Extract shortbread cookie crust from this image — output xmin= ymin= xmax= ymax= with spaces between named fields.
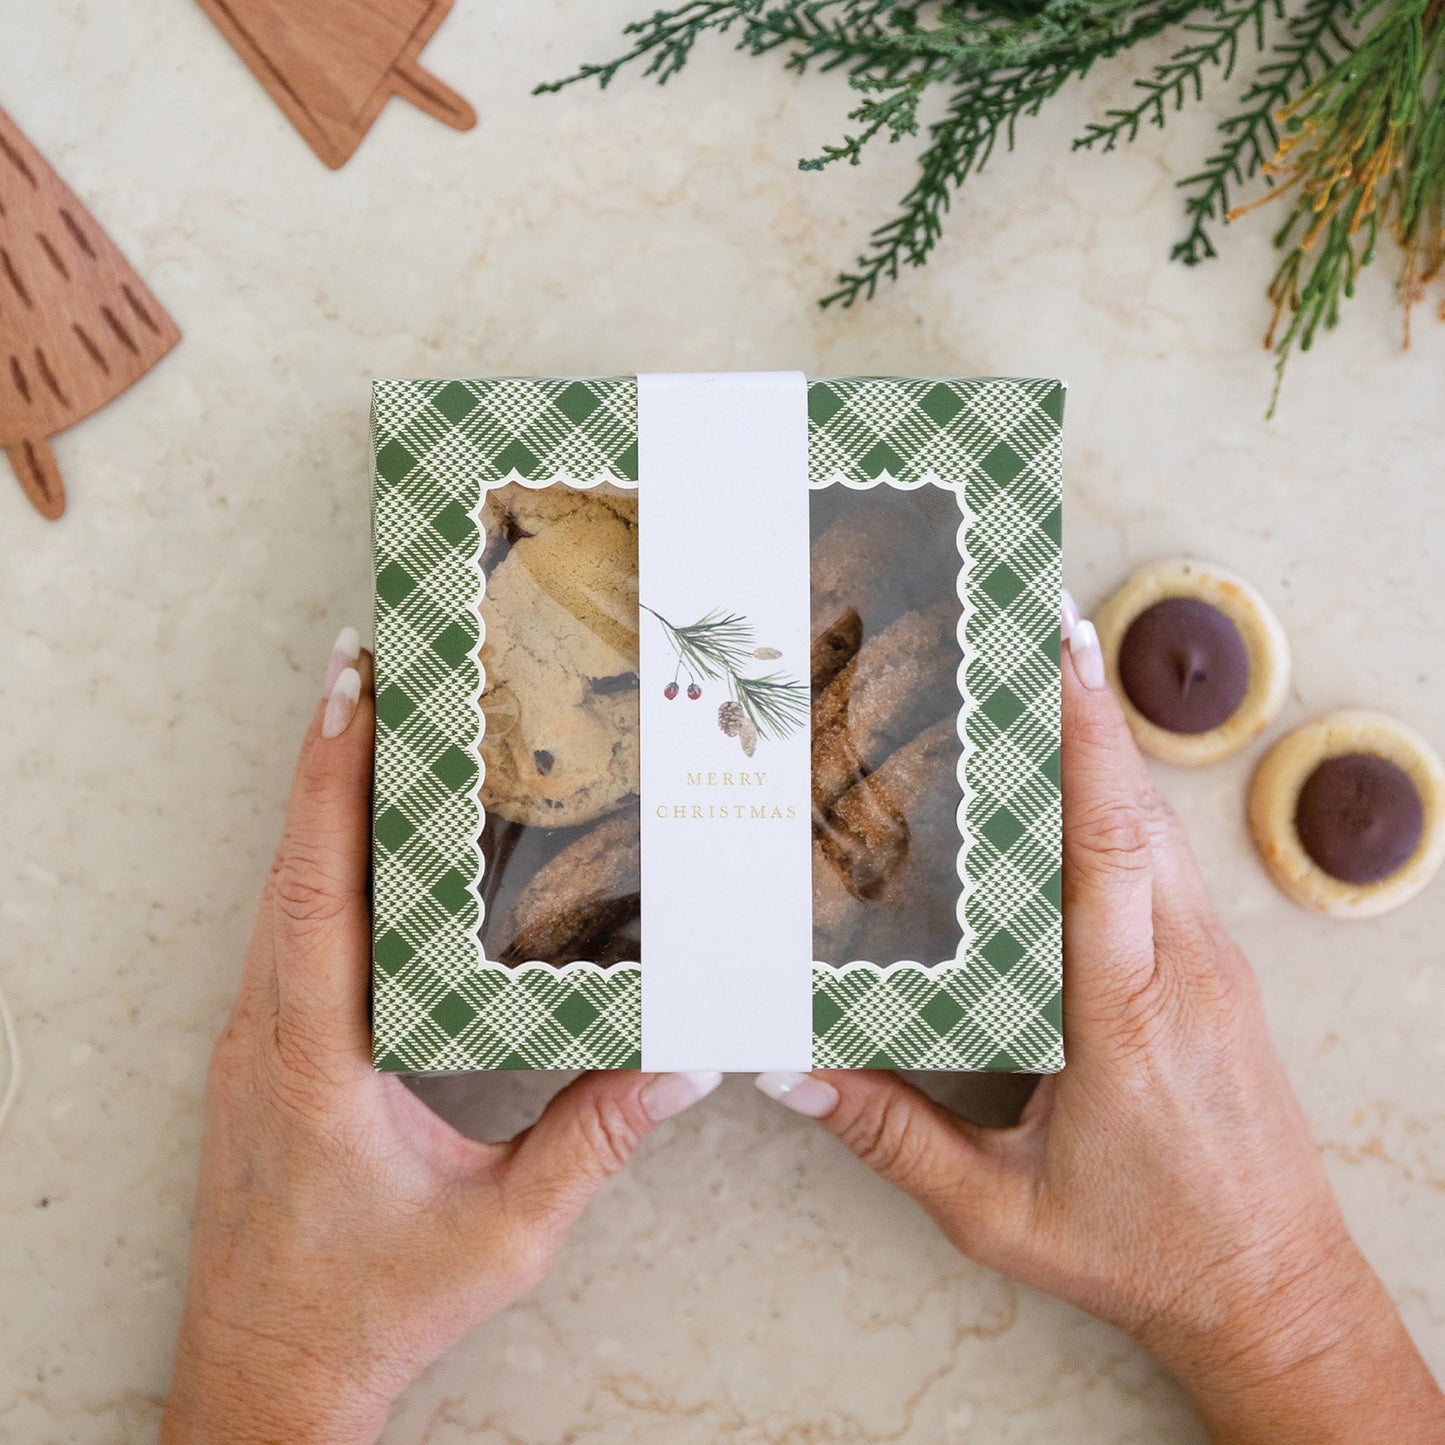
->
xmin=1248 ymin=709 xmax=1445 ymax=918
xmin=1094 ymin=558 xmax=1289 ymax=767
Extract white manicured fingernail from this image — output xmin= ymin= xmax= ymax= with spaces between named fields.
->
xmin=322 ymin=668 xmax=362 ymax=739
xmin=755 ymin=1072 xmax=839 ymax=1119
xmin=1061 ymin=588 xmax=1080 ymax=643
xmin=323 ymin=627 xmax=361 ymax=696
xmin=641 ymin=1071 xmax=723 ymax=1122
xmin=1069 ymin=618 xmax=1107 ymax=691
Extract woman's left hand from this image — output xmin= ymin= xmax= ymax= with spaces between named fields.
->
xmin=161 ymin=631 xmax=721 ymax=1444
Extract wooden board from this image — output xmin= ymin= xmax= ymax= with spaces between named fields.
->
xmin=0 ymin=107 xmax=181 ymax=521
xmin=196 ymin=0 xmax=476 ymax=169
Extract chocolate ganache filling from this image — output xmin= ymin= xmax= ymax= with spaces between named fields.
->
xmin=1295 ymin=753 xmax=1424 ymax=885
xmin=1117 ymin=597 xmax=1250 ymax=735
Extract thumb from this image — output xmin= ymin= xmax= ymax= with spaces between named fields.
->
xmin=262 ymin=629 xmax=374 ymax=1047
xmin=1060 ymin=591 xmax=1160 ymax=1039
xmin=503 ymin=1070 xmax=723 ymax=1228
xmin=755 ymin=1071 xmax=1014 ymax=1241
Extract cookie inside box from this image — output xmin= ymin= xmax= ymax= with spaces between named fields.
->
xmin=478 ymin=481 xmax=964 ymax=968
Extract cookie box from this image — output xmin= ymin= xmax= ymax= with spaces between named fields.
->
xmin=371 ymin=374 xmax=1064 ymax=1073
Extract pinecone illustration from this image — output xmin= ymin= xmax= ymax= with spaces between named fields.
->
xmin=717 ymin=700 xmax=744 ymax=737
xmin=1 ymin=107 xmax=181 ymax=519
xmin=739 ymin=717 xmax=758 ymax=758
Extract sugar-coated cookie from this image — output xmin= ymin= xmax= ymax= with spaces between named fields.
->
xmin=501 ymin=810 xmax=640 ymax=964
xmin=813 ymin=717 xmax=962 ymax=963
xmin=811 ymin=601 xmax=959 ymax=815
xmin=819 ymin=716 xmax=958 ymax=899
xmin=810 ymin=507 xmax=929 ymax=641
xmin=811 ymin=607 xmax=863 ymax=696
xmin=1094 ymin=558 xmax=1289 ymax=767
xmin=1248 ymin=709 xmax=1445 ymax=919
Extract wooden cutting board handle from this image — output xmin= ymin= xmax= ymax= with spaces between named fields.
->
xmin=7 ymin=439 xmax=66 ymax=521
xmin=196 ymin=0 xmax=477 ymax=169
xmin=389 ymin=55 xmax=475 ymax=132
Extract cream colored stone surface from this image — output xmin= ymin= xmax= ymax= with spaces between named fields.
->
xmin=3 ymin=3 xmax=1444 ymax=1441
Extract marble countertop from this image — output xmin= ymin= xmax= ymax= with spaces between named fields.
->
xmin=4 ymin=3 xmax=1444 ymax=1441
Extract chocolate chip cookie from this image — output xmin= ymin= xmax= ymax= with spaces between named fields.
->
xmin=480 ymin=487 xmax=641 ymax=827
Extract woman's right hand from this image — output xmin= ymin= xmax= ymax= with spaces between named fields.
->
xmin=758 ymin=594 xmax=1445 ymax=1443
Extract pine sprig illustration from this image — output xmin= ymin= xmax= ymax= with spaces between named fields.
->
xmin=645 ymin=603 xmax=808 ymax=751
xmin=642 ymin=605 xmax=755 ymax=680
xmin=1171 ymin=0 xmax=1355 ymax=263
xmin=735 ymin=672 xmax=810 ymax=740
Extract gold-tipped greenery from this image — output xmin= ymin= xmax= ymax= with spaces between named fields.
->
xmin=1230 ymin=0 xmax=1445 ymax=411
xmin=540 ymin=0 xmax=1445 ymax=411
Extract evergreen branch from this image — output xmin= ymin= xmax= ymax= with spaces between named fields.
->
xmin=538 ymin=0 xmax=1445 ymax=401
xmin=1075 ymin=0 xmax=1282 ymax=153
xmin=760 ymin=1 xmax=926 ymax=74
xmin=1248 ymin=0 xmax=1441 ymax=412
xmin=540 ymin=0 xmax=1227 ymax=308
xmin=1394 ymin=4 xmax=1445 ymax=336
xmin=1264 ymin=200 xmax=1378 ymax=413
xmin=734 ymin=671 xmax=811 ymax=739
xmin=1171 ymin=0 xmax=1355 ymax=264
xmin=822 ymin=0 xmax=1210 ymax=307
xmin=818 ymin=73 xmax=1040 ymax=306
xmin=799 ymin=69 xmax=933 ymax=170
xmin=534 ymin=1 xmax=766 ymax=91
xmin=536 ymin=0 xmax=921 ymax=95
xmin=644 ymin=606 xmax=756 ymax=679
xmin=871 ymin=0 xmax=1201 ymax=64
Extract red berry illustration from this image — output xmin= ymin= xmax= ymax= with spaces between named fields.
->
xmin=687 ymin=683 xmax=702 ymax=700
xmin=664 ymin=681 xmax=679 ymax=699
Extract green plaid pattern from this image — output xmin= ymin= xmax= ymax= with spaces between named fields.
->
xmin=372 ymin=379 xmax=639 ymax=1071
xmin=811 ymin=379 xmax=1063 ymax=1072
xmin=372 ymin=376 xmax=1062 ymax=1073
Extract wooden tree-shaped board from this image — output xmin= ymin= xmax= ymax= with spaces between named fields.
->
xmin=196 ymin=0 xmax=476 ymax=169
xmin=0 ymin=108 xmax=181 ymax=521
